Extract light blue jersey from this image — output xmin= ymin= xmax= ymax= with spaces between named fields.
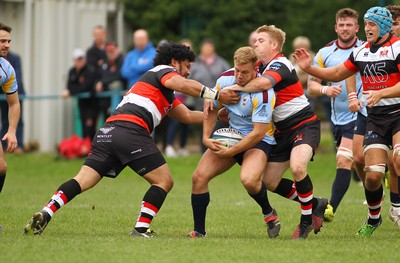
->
xmin=314 ymin=38 xmax=367 ymax=125
xmin=0 ymin=57 xmax=18 ymax=94
xmin=214 ymin=68 xmax=276 ymax=145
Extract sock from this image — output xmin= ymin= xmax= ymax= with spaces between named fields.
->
xmin=43 ymin=179 xmax=82 ymax=217
xmin=135 ymin=185 xmax=167 ymax=233
xmin=248 ymin=181 xmax=272 ymax=216
xmin=274 ymin=178 xmax=299 ymax=202
xmin=365 ymin=185 xmax=383 ymax=225
xmin=295 ymin=175 xmax=313 ymax=225
xmin=329 ymin=168 xmax=352 ymax=212
xmin=390 ymin=191 xmax=400 ymax=213
xmin=0 ymin=174 xmax=5 ymax=193
xmin=191 ymin=192 xmax=210 ymax=235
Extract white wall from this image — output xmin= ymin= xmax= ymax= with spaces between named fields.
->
xmin=0 ymin=0 xmax=123 ymax=152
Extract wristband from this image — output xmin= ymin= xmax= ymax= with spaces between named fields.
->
xmin=320 ymin=86 xmax=328 ymax=95
xmin=348 ymin=92 xmax=357 ymax=102
xmin=200 ymin=86 xmax=219 ymax=100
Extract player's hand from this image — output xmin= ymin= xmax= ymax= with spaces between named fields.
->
xmin=292 ymin=48 xmax=312 ymax=71
xmin=218 ymin=89 xmax=240 ymax=104
xmin=348 ymin=98 xmax=362 ymax=112
xmin=366 ymin=90 xmax=383 ymax=107
xmin=2 ymin=132 xmax=17 ymax=153
xmin=224 ymin=84 xmax=245 ymax=92
xmin=325 ymin=85 xmax=342 ymax=98
xmin=203 ymin=99 xmax=214 ymax=117
xmin=203 ymin=137 xmax=221 ymax=151
xmin=213 ymin=144 xmax=233 ymax=158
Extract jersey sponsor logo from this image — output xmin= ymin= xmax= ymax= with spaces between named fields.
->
xmin=258 ymin=105 xmax=269 ymax=117
xmin=269 ymin=62 xmax=281 ymax=71
xmin=363 ymin=62 xmax=388 ymax=86
xmin=380 ymin=50 xmax=388 ymax=57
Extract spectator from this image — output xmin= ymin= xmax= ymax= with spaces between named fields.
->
xmin=86 ymin=25 xmax=107 ymax=127
xmin=95 ymin=42 xmax=125 ymax=119
xmin=1 ymin=51 xmax=25 ymax=154
xmin=62 ymin=49 xmax=98 ymax=139
xmin=121 ymin=29 xmax=156 ymax=89
xmin=188 ymin=38 xmax=230 ymax=152
xmin=164 ymin=39 xmax=195 ymax=157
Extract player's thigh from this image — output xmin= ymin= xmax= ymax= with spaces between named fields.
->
xmin=240 ymin=149 xmax=268 ymax=182
xmin=290 ymin=144 xmax=313 ymax=179
xmin=263 ymin=161 xmax=289 ymax=190
xmin=193 ymin=149 xmax=235 ymax=181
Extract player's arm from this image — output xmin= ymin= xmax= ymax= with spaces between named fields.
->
xmin=292 ymin=48 xmax=354 ymax=82
xmin=366 ymin=81 xmax=400 ymax=107
xmin=4 ymin=91 xmax=20 ymax=153
xmin=164 ymin=75 xmax=239 ymax=104
xmin=307 ymin=75 xmax=342 ymax=98
xmin=346 ymin=74 xmax=362 ymax=112
xmin=202 ymin=105 xmax=221 ymax=151
xmin=167 ymin=103 xmax=203 ymax=125
xmin=219 ymin=122 xmax=268 ymax=157
xmin=226 ymin=77 xmax=272 ymax=93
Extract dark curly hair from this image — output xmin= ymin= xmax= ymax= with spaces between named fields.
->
xmin=153 ymin=42 xmax=195 ymax=66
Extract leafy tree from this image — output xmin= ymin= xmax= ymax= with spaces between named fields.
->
xmin=122 ymin=0 xmax=391 ymax=63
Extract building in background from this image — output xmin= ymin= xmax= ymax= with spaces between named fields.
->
xmin=0 ymin=0 xmax=125 ymax=151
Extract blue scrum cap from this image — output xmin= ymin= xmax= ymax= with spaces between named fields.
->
xmin=364 ymin=6 xmax=392 ymax=37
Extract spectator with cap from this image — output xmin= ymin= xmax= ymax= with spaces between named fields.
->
xmin=62 ymin=48 xmax=99 ymax=139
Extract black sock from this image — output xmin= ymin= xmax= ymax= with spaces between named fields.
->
xmin=274 ymin=178 xmax=299 ymax=202
xmin=329 ymin=168 xmax=351 ymax=212
xmin=0 ymin=174 xmax=5 ymax=193
xmin=191 ymin=192 xmax=210 ymax=235
xmin=135 ymin=185 xmax=168 ymax=233
xmin=295 ymin=175 xmax=313 ymax=225
xmin=57 ymin=179 xmax=82 ymax=201
xmin=248 ymin=181 xmax=272 ymax=215
xmin=365 ymin=185 xmax=383 ymax=225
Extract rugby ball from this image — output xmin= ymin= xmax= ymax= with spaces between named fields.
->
xmin=211 ymin=128 xmax=244 ymax=148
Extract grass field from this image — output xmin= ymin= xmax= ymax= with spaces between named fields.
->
xmin=0 ymin=149 xmax=399 ymax=263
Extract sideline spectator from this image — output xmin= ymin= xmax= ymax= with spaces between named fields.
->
xmin=62 ymin=48 xmax=98 ymax=139
xmin=95 ymin=42 xmax=125 ymax=119
xmin=189 ymin=38 xmax=230 ymax=152
xmin=121 ymin=29 xmax=156 ymax=89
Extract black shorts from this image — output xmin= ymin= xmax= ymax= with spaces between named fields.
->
xmin=354 ymin=113 xmax=367 ymax=136
xmin=333 ymin=121 xmax=356 ymax=147
xmin=269 ymin=119 xmax=320 ymax=162
xmin=364 ymin=113 xmax=400 ymax=148
xmin=84 ymin=121 xmax=166 ymax=178
xmin=233 ymin=141 xmax=274 ymax=165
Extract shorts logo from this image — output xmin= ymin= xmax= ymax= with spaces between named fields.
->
xmin=100 ymin=127 xmax=115 ymax=134
xmin=131 ymin=149 xmax=142 ymax=154
xmin=293 ymin=133 xmax=303 ymax=143
xmin=365 ymin=131 xmax=378 ymax=139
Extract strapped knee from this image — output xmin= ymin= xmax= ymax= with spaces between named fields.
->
xmin=393 ymin=144 xmax=400 ymax=157
xmin=363 ymin=163 xmax=386 ymax=174
xmin=363 ymin=143 xmax=390 ymax=155
xmin=336 ymin=147 xmax=353 ymax=161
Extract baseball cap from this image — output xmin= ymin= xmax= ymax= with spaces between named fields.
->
xmin=72 ymin=48 xmax=86 ymax=60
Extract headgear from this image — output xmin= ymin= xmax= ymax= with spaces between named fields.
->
xmin=364 ymin=6 xmax=392 ymax=37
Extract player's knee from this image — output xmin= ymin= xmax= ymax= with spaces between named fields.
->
xmin=0 ymin=159 xmax=8 ymax=175
xmin=336 ymin=147 xmax=353 ymax=169
xmin=365 ymin=174 xmax=383 ymax=191
xmin=192 ymin=170 xmax=209 ymax=187
xmin=240 ymin=176 xmax=258 ymax=192
xmin=290 ymin=165 xmax=307 ymax=180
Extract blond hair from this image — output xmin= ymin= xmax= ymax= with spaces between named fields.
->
xmin=256 ymin=25 xmax=286 ymax=52
xmin=234 ymin=46 xmax=258 ymax=65
xmin=336 ymin=8 xmax=359 ymax=22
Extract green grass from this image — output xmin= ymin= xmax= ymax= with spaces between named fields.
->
xmin=1 ymin=151 xmax=399 ymax=263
